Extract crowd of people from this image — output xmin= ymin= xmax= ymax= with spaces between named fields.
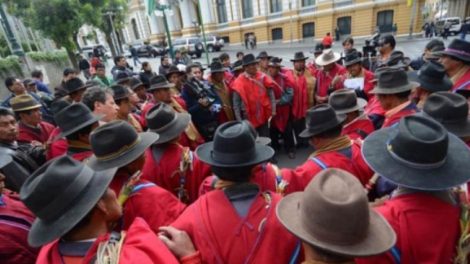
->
xmin=1 ymin=34 xmax=470 ymax=264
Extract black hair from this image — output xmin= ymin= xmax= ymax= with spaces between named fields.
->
xmin=326 ymin=32 xmax=331 ymax=36
xmin=31 ymin=70 xmax=43 ymax=78
xmin=66 ymin=123 xmax=95 ymax=141
xmin=114 ymin=55 xmax=125 ymax=65
xmin=211 ymin=165 xmax=255 ymax=182
xmin=95 ymin=63 xmax=105 ymax=70
xmin=161 ymin=55 xmax=169 ymax=63
xmin=5 ymin=77 xmax=16 ymax=89
xmin=115 ymin=97 xmax=129 ymax=106
xmin=219 ymin=53 xmax=230 ymax=61
xmin=425 ymin=39 xmax=444 ymax=51
xmin=0 ymin=107 xmax=14 ymax=118
xmin=342 ymin=37 xmax=354 ymax=46
xmin=381 ymin=35 xmax=396 ymax=49
xmin=236 ymin=51 xmax=244 ymax=57
xmin=81 ymin=87 xmax=110 ymax=111
xmin=314 ymin=124 xmax=343 ymax=139
xmin=141 ymin=61 xmax=150 ymax=69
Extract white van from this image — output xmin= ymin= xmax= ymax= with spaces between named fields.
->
xmin=436 ymin=17 xmax=462 ymax=35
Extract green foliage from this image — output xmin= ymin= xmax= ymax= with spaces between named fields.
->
xmin=0 ymin=33 xmax=12 ymax=57
xmin=27 ymin=51 xmax=69 ymax=65
xmin=0 ymin=55 xmax=22 ymax=75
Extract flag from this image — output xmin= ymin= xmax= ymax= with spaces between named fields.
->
xmin=147 ymin=0 xmax=155 ymax=16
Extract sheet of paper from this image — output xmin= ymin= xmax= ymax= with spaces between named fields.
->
xmin=344 ymin=77 xmax=364 ymax=90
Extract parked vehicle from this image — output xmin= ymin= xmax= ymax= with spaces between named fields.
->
xmin=128 ymin=44 xmax=163 ymax=58
xmin=81 ymin=44 xmax=110 ymax=59
xmin=168 ymin=37 xmax=204 ymax=58
xmin=435 ymin=17 xmax=463 ymax=35
xmin=204 ymin=35 xmax=224 ymax=52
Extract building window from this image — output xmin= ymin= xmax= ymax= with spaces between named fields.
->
xmin=131 ymin=18 xmax=140 ymax=40
xmin=242 ymin=0 xmax=253 ymax=18
xmin=216 ymin=0 xmax=228 ymax=23
xmin=270 ymin=0 xmax=282 ymax=13
xmin=377 ymin=10 xmax=394 ymax=33
xmin=302 ymin=22 xmax=315 ymax=38
xmin=272 ymin=28 xmax=283 ymax=41
xmin=302 ymin=0 xmax=315 ymax=7
xmin=337 ymin=16 xmax=352 ymax=35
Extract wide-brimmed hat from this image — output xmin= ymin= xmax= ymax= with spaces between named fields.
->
xmin=209 ymin=62 xmax=226 ymax=74
xmin=232 ymin=60 xmax=243 ymax=71
xmin=55 ymin=103 xmax=102 ymax=138
xmin=129 ymin=77 xmax=145 ymax=90
xmin=88 ymin=120 xmax=159 ymax=171
xmin=115 ymin=71 xmax=132 ymax=84
xmin=315 ymin=49 xmax=341 ymax=66
xmin=277 ymin=168 xmax=396 ymax=257
xmin=370 ymin=68 xmax=418 ymax=94
xmin=244 ymin=120 xmax=271 ymax=146
xmin=10 ymin=94 xmax=41 ymax=112
xmin=423 ymin=92 xmax=470 ymax=138
xmin=311 ymin=43 xmax=324 ymax=55
xmin=165 ymin=66 xmax=184 ymax=79
xmin=290 ymin=52 xmax=309 ymax=62
xmin=343 ymin=50 xmax=363 ymax=67
xmin=437 ymin=39 xmax=470 ymax=63
xmin=147 ymin=75 xmax=175 ymax=92
xmin=146 ymin=103 xmax=190 ymax=144
xmin=242 ymin=54 xmax=259 ymax=66
xmin=64 ymin=78 xmax=87 ymax=95
xmin=329 ymin=89 xmax=367 ymax=115
xmin=268 ymin=57 xmax=283 ymax=68
xmin=300 ymin=104 xmax=347 ymax=138
xmin=196 ymin=121 xmax=274 ymax=167
xmin=407 ymin=61 xmax=452 ymax=93
xmin=256 ymin=51 xmax=271 ymax=60
xmin=20 ymin=156 xmax=117 ymax=247
xmin=110 ymin=84 xmax=130 ymax=101
xmin=362 ymin=115 xmax=470 ymax=191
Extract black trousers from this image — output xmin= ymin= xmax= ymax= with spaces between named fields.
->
xmin=270 ymin=121 xmax=295 ymax=152
xmin=293 ymin=118 xmax=308 ymax=147
xmin=256 ymin=122 xmax=270 ymax=138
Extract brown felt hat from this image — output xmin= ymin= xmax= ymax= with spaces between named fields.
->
xmin=10 ymin=94 xmax=42 ymax=112
xmin=276 ymin=168 xmax=396 ymax=257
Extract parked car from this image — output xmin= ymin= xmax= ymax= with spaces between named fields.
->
xmin=204 ymin=35 xmax=224 ymax=52
xmin=168 ymin=37 xmax=204 ymax=58
xmin=128 ymin=44 xmax=162 ymax=58
xmin=81 ymin=44 xmax=110 ymax=59
xmin=435 ymin=17 xmax=463 ymax=35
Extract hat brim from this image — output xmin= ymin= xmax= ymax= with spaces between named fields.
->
xmin=290 ymin=57 xmax=309 ymax=62
xmin=87 ymin=132 xmax=159 ymax=171
xmin=210 ymin=69 xmax=226 ymax=74
xmin=243 ymin=60 xmax=260 ymax=67
xmin=131 ymin=83 xmax=145 ymax=90
xmin=66 ymin=86 xmax=87 ymax=95
xmin=437 ymin=51 xmax=470 ymax=63
xmin=369 ymin=82 xmax=419 ymax=94
xmin=13 ymin=103 xmax=42 ymax=112
xmin=334 ymin=98 xmax=368 ymax=115
xmin=408 ymin=71 xmax=453 ymax=92
xmin=28 ymin=166 xmax=117 ymax=247
xmin=276 ymin=192 xmax=396 ymax=257
xmin=165 ymin=72 xmax=184 ymax=79
xmin=344 ymin=58 xmax=363 ymax=67
xmin=58 ymin=114 xmax=103 ymax=139
xmin=315 ymin=53 xmax=341 ymax=66
xmin=362 ymin=127 xmax=470 ymax=191
xmin=196 ymin=142 xmax=275 ymax=168
xmin=299 ymin=114 xmax=347 ymax=138
xmin=147 ymin=83 xmax=175 ymax=92
xmin=116 ymin=77 xmax=132 ymax=84
xmin=149 ymin=112 xmax=191 ymax=144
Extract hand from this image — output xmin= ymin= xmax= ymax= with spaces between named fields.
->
xmin=159 ymin=226 xmax=196 ymax=259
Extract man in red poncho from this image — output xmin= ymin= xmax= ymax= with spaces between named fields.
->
xmin=314 ymin=49 xmax=347 ymax=104
xmin=170 ymin=121 xmax=300 ymax=263
xmin=20 ymin=155 xmax=201 ymax=264
xmin=357 ymin=115 xmax=470 ymax=264
xmin=232 ymin=53 xmax=275 ymax=137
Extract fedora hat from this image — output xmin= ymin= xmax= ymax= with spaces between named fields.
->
xmin=329 ymin=89 xmax=367 ymax=115
xmin=110 ymin=84 xmax=130 ymax=101
xmin=437 ymin=39 xmax=470 ymax=63
xmin=146 ymin=103 xmax=190 ymax=144
xmin=88 ymin=120 xmax=159 ymax=171
xmin=55 ymin=103 xmax=102 ymax=138
xmin=291 ymin=52 xmax=309 ymax=62
xmin=268 ymin=57 xmax=283 ymax=68
xmin=147 ymin=75 xmax=175 ymax=92
xmin=407 ymin=61 xmax=452 ymax=93
xmin=165 ymin=66 xmax=184 ymax=79
xmin=370 ymin=68 xmax=418 ymax=94
xmin=299 ymin=104 xmax=347 ymax=138
xmin=315 ymin=49 xmax=341 ymax=66
xmin=129 ymin=77 xmax=144 ymax=91
xmin=256 ymin=51 xmax=271 ymax=60
xmin=242 ymin=54 xmax=259 ymax=66
xmin=363 ymin=114 xmax=470 ymax=191
xmin=10 ymin=94 xmax=41 ymax=112
xmin=115 ymin=71 xmax=132 ymax=84
xmin=196 ymin=121 xmax=274 ymax=167
xmin=64 ymin=78 xmax=86 ymax=95
xmin=244 ymin=120 xmax=271 ymax=146
xmin=311 ymin=43 xmax=324 ymax=55
xmin=20 ymin=156 xmax=117 ymax=247
xmin=423 ymin=92 xmax=470 ymax=138
xmin=277 ymin=168 xmax=396 ymax=257
xmin=209 ymin=62 xmax=226 ymax=74
xmin=343 ymin=50 xmax=363 ymax=67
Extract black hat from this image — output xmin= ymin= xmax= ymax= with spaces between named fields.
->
xmin=64 ymin=78 xmax=86 ymax=95
xmin=407 ymin=61 xmax=452 ymax=92
xmin=110 ymin=84 xmax=130 ymax=101
xmin=196 ymin=121 xmax=275 ymax=167
xmin=242 ymin=54 xmax=259 ymax=66
xmin=370 ymin=68 xmax=418 ymax=94
xmin=55 ymin=103 xmax=102 ymax=138
xmin=438 ymin=39 xmax=470 ymax=63
xmin=232 ymin=60 xmax=243 ymax=71
xmin=268 ymin=57 xmax=283 ymax=68
xmin=20 ymin=156 xmax=117 ymax=247
xmin=165 ymin=66 xmax=184 ymax=79
xmin=146 ymin=103 xmax=190 ymax=144
xmin=63 ymin=68 xmax=76 ymax=76
xmin=209 ymin=62 xmax=225 ymax=74
xmin=147 ymin=75 xmax=175 ymax=92
xmin=423 ymin=92 xmax=470 ymax=138
xmin=343 ymin=50 xmax=363 ymax=67
xmin=329 ymin=89 xmax=367 ymax=115
xmin=311 ymin=43 xmax=324 ymax=55
xmin=256 ymin=51 xmax=271 ymax=60
xmin=362 ymin=114 xmax=470 ymax=191
xmin=129 ymin=77 xmax=145 ymax=90
xmin=299 ymin=104 xmax=347 ymax=138
xmin=290 ymin=51 xmax=309 ymax=62
xmin=115 ymin=71 xmax=132 ymax=84
xmin=88 ymin=120 xmax=159 ymax=171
